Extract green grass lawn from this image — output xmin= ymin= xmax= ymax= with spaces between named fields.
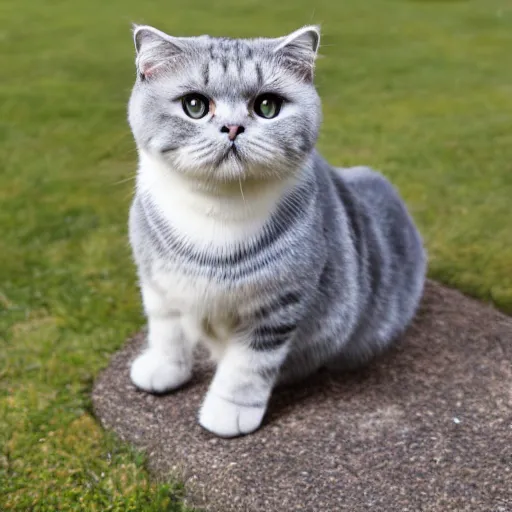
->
xmin=1 ymin=0 xmax=511 ymax=509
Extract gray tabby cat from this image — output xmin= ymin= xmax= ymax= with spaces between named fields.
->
xmin=127 ymin=24 xmax=426 ymax=438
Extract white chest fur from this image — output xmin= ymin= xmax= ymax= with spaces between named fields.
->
xmin=136 ymin=150 xmax=295 ymax=343
xmin=137 ymin=150 xmax=292 ymax=250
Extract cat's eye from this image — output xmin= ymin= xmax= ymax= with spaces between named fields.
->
xmin=182 ymin=94 xmax=209 ymax=119
xmin=253 ymin=94 xmax=283 ymax=119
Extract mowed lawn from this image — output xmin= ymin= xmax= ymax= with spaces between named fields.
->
xmin=1 ymin=0 xmax=511 ymax=509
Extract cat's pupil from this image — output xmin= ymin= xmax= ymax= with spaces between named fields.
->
xmin=261 ymin=100 xmax=271 ymax=115
xmin=188 ymin=98 xmax=201 ymax=113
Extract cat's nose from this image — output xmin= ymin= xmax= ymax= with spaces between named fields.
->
xmin=221 ymin=125 xmax=245 ymax=141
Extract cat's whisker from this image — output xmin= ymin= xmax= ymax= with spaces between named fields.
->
xmin=112 ymin=175 xmax=137 ymax=186
xmin=238 ymin=177 xmax=246 ymax=208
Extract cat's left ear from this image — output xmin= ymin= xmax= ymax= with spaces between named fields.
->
xmin=132 ymin=24 xmax=187 ymax=79
xmin=273 ymin=25 xmax=320 ymax=81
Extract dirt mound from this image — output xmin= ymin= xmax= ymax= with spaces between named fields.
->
xmin=93 ymin=281 xmax=512 ymax=511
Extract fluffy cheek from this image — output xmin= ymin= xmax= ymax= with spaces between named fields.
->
xmin=167 ymin=124 xmax=224 ymax=175
xmin=243 ymin=109 xmax=319 ymax=172
xmin=129 ymin=88 xmax=202 ymax=158
xmin=128 ymin=91 xmax=152 ymax=148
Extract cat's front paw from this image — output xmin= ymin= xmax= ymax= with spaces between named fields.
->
xmin=198 ymin=392 xmax=266 ymax=438
xmin=130 ymin=349 xmax=191 ymax=393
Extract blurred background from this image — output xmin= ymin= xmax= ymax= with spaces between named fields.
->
xmin=1 ymin=0 xmax=511 ymax=509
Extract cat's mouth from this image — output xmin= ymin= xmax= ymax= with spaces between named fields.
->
xmin=214 ymin=144 xmax=243 ymax=169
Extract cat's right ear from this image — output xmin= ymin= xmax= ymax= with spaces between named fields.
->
xmin=273 ymin=25 xmax=321 ymax=81
xmin=132 ymin=25 xmax=185 ymax=79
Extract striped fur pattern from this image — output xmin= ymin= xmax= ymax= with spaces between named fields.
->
xmin=127 ymin=25 xmax=427 ymax=437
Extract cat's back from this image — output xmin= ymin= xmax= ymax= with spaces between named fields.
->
xmin=335 ymin=165 xmax=421 ymax=251
xmin=335 ymin=164 xmax=426 ymax=279
xmin=336 ymin=166 xmax=403 ymax=215
xmin=331 ymin=164 xmax=426 ymax=342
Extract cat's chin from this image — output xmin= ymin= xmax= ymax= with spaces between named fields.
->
xmin=169 ymin=157 xmax=295 ymax=185
xmin=141 ymin=147 xmax=301 ymax=190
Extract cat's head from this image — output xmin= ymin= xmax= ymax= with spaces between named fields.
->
xmin=128 ymin=25 xmax=322 ymax=183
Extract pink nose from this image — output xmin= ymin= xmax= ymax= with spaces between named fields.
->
xmin=221 ymin=125 xmax=245 ymax=141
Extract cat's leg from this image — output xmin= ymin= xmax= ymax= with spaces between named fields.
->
xmin=130 ymin=282 xmax=196 ymax=393
xmin=198 ymin=330 xmax=293 ymax=438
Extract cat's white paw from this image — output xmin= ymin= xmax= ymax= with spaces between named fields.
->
xmin=130 ymin=349 xmax=191 ymax=393
xmin=198 ymin=392 xmax=266 ymax=438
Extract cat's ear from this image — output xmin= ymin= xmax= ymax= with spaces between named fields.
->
xmin=132 ymin=25 xmax=186 ymax=79
xmin=273 ymin=25 xmax=320 ymax=81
